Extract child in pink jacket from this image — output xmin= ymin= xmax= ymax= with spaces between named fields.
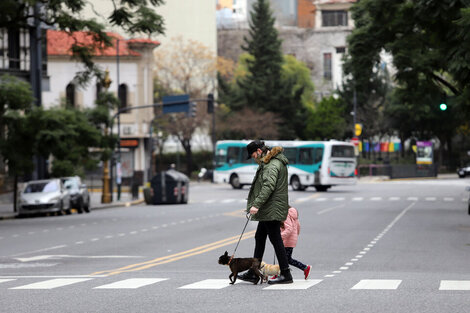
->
xmin=280 ymin=206 xmax=311 ymax=279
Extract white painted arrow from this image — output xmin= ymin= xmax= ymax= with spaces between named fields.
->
xmin=15 ymin=255 xmax=143 ymax=262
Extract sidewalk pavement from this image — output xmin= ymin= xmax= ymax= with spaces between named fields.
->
xmin=0 ymin=191 xmax=144 ymax=220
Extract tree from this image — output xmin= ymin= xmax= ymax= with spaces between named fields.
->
xmin=220 ymin=53 xmax=315 ymax=139
xmin=153 ymin=37 xmax=216 ymax=176
xmin=1 ymin=0 xmax=165 ymax=84
xmin=305 ymin=96 xmax=347 ymax=140
xmin=237 ymin=0 xmax=284 ymax=113
xmin=344 ymin=0 xmax=470 ymax=166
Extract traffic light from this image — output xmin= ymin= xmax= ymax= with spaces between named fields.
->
xmin=189 ymin=102 xmax=197 ymax=117
xmin=207 ymin=93 xmax=214 ymax=114
xmin=439 ymin=93 xmax=447 ymax=111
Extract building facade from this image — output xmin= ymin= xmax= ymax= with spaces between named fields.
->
xmin=217 ymin=0 xmax=356 ymax=98
xmin=44 ymin=30 xmax=159 ymax=184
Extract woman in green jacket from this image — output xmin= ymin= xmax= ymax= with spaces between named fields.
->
xmin=238 ymin=140 xmax=293 ymax=284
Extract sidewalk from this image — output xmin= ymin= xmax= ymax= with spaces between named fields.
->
xmin=0 ymin=191 xmax=144 ymax=220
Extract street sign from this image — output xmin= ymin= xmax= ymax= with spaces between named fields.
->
xmin=351 ymin=137 xmax=359 ymax=147
xmin=355 ymin=123 xmax=362 ymax=136
xmin=162 ymin=94 xmax=190 ymax=114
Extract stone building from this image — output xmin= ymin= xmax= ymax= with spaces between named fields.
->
xmin=217 ymin=0 xmax=357 ymax=98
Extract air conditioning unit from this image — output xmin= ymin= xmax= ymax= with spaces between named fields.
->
xmin=123 ymin=126 xmax=133 ymax=135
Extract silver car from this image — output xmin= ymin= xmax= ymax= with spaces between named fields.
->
xmin=62 ymin=176 xmax=90 ymax=213
xmin=18 ymin=179 xmax=71 ymax=216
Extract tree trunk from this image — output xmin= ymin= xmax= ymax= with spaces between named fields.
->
xmin=181 ymin=139 xmax=193 ymax=177
xmin=13 ymin=174 xmax=18 ymax=213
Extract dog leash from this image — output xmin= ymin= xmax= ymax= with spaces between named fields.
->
xmin=229 ymin=213 xmax=252 ymax=264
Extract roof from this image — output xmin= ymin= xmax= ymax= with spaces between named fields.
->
xmin=47 ymin=30 xmax=160 ymax=57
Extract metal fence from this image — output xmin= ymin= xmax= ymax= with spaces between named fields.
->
xmin=358 ymin=164 xmax=438 ymax=179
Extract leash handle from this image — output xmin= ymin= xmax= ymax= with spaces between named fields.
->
xmin=231 ymin=213 xmax=252 ymax=258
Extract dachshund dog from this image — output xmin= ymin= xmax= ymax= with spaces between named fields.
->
xmin=218 ymin=251 xmax=263 ymax=285
xmin=260 ymin=261 xmax=280 ymax=282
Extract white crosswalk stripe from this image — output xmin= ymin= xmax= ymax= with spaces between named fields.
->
xmin=351 ymin=279 xmax=402 ymax=290
xmin=1 ymin=278 xmax=470 ymax=291
xmin=263 ymin=279 xmax=322 ymax=290
xmin=94 ymin=278 xmax=167 ymax=289
xmin=439 ymin=280 xmax=470 ymax=291
xmin=179 ymin=279 xmax=234 ymax=289
xmin=11 ymin=278 xmax=93 ymax=289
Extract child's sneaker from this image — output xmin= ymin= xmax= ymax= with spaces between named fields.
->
xmin=304 ymin=265 xmax=311 ymax=280
xmin=270 ymin=275 xmax=278 ymax=280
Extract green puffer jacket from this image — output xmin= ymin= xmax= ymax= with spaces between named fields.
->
xmin=246 ymin=146 xmax=289 ymax=221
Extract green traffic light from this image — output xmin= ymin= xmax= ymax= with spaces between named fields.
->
xmin=440 ymin=103 xmax=447 ymax=111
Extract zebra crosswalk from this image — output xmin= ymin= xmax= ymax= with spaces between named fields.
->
xmin=1 ymin=277 xmax=469 ymax=291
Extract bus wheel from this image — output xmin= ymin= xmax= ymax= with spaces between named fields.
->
xmin=291 ymin=176 xmax=305 ymax=191
xmin=230 ymin=174 xmax=243 ymax=189
xmin=315 ymin=185 xmax=329 ymax=192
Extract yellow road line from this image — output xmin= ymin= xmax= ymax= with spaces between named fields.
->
xmin=223 ymin=209 xmax=247 ymax=218
xmin=91 ymin=230 xmax=256 ymax=276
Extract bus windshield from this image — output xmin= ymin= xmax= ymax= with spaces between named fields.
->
xmin=331 ymin=145 xmax=355 ymax=158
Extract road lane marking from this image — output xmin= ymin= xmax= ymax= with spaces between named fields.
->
xmin=11 ymin=278 xmax=93 ymax=289
xmin=0 ymin=279 xmax=16 ymax=284
xmin=317 ymin=204 xmax=345 ymax=215
xmin=351 ymin=279 xmax=402 ymax=290
xmin=9 ymin=245 xmax=67 ymax=258
xmin=407 ymin=197 xmax=418 ymax=201
xmin=389 ymin=197 xmax=400 ymax=201
xmin=293 ymin=194 xmax=320 ymax=204
xmin=94 ymin=278 xmax=168 ymax=289
xmin=15 ymin=255 xmax=142 ymax=262
xmin=179 ymin=279 xmax=238 ymax=289
xmin=439 ymin=280 xmax=470 ymax=290
xmin=425 ymin=197 xmax=436 ymax=201
xmin=263 ymin=279 xmax=322 ymax=290
xmin=443 ymin=197 xmax=454 ymax=201
xmin=370 ymin=197 xmax=382 ymax=201
xmin=91 ymin=230 xmax=256 ymax=276
xmin=352 ymin=197 xmax=363 ymax=201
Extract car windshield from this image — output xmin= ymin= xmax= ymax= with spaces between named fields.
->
xmin=24 ymin=181 xmax=59 ymax=193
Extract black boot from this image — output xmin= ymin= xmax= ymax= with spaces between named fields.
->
xmin=237 ymin=269 xmax=258 ymax=283
xmin=268 ymin=268 xmax=293 ymax=284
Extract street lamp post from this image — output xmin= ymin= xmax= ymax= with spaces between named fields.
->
xmin=101 ymin=69 xmax=112 ymax=204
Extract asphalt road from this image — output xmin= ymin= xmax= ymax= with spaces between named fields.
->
xmin=1 ymin=178 xmax=469 ymax=313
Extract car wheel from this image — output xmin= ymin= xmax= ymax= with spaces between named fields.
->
xmin=458 ymin=173 xmax=465 ymax=178
xmin=83 ymin=197 xmax=90 ymax=213
xmin=230 ymin=174 xmax=242 ymax=189
xmin=77 ymin=198 xmax=84 ymax=214
xmin=315 ymin=185 xmax=329 ymax=192
xmin=291 ymin=176 xmax=305 ymax=191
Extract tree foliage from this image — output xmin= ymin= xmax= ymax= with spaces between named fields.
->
xmin=305 ymin=96 xmax=347 ymax=141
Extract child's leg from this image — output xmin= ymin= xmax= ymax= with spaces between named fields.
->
xmin=285 ymin=247 xmax=307 ymax=271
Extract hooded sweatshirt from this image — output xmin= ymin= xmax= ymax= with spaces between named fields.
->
xmin=281 ymin=207 xmax=300 ymax=248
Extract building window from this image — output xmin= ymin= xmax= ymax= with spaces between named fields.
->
xmin=322 ymin=10 xmax=348 ymax=27
xmin=336 ymin=46 xmax=346 ymax=54
xmin=118 ymin=84 xmax=128 ymax=109
xmin=66 ymin=83 xmax=75 ymax=107
xmin=323 ymin=53 xmax=332 ymax=80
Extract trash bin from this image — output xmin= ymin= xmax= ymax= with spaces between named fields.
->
xmin=150 ymin=169 xmax=189 ymax=204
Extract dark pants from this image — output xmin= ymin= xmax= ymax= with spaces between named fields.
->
xmin=285 ymin=247 xmax=307 ymax=271
xmin=254 ymin=221 xmax=289 ymax=270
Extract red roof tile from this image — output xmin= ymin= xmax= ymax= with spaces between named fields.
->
xmin=47 ymin=30 xmax=160 ymax=57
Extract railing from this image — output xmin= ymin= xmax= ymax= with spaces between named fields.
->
xmin=358 ymin=164 xmax=438 ymax=179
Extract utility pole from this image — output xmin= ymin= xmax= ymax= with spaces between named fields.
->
xmin=101 ymin=69 xmax=112 ymax=203
xmin=116 ymin=39 xmax=122 ymax=200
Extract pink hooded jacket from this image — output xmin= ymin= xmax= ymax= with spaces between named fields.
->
xmin=281 ymin=207 xmax=300 ymax=248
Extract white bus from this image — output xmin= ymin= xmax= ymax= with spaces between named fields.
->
xmin=213 ymin=140 xmax=357 ymax=191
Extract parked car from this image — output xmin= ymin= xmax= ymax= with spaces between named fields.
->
xmin=457 ymin=164 xmax=470 ymax=178
xmin=61 ymin=176 xmax=90 ymax=213
xmin=467 ymin=186 xmax=470 ymax=215
xmin=18 ymin=179 xmax=71 ymax=216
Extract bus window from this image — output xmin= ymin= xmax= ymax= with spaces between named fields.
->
xmin=227 ymin=147 xmax=241 ymax=165
xmin=283 ymin=147 xmax=297 ymax=164
xmin=215 ymin=148 xmax=227 ymax=168
xmin=242 ymin=148 xmax=254 ymax=164
xmin=314 ymin=148 xmax=323 ymax=163
xmin=331 ymin=145 xmax=355 ymax=157
xmin=299 ymin=148 xmax=314 ymax=164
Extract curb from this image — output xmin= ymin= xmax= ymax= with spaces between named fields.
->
xmin=0 ymin=198 xmax=145 ymax=220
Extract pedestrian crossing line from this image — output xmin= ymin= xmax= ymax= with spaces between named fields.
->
xmin=351 ymin=279 xmax=402 ymax=290
xmin=439 ymin=280 xmax=470 ymax=291
xmin=370 ymin=197 xmax=382 ymax=201
xmin=179 ymin=279 xmax=236 ymax=289
xmin=11 ymin=278 xmax=93 ymax=290
xmin=263 ymin=279 xmax=323 ymax=290
xmin=352 ymin=197 xmax=363 ymax=201
xmin=221 ymin=199 xmax=236 ymax=203
xmin=389 ymin=197 xmax=400 ymax=201
xmin=94 ymin=278 xmax=168 ymax=289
